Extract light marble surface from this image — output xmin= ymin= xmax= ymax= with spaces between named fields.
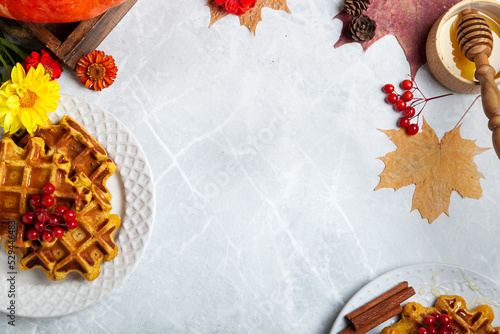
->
xmin=2 ymin=0 xmax=500 ymax=333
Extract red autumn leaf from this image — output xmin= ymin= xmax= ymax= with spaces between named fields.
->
xmin=333 ymin=0 xmax=462 ymax=77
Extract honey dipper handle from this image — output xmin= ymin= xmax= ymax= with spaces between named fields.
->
xmin=474 ymin=53 xmax=500 ymax=158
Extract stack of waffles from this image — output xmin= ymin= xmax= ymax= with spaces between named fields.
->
xmin=0 ymin=116 xmax=120 ymax=281
xmin=381 ymin=295 xmax=500 ymax=334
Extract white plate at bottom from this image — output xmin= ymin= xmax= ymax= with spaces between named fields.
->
xmin=331 ymin=263 xmax=500 ymax=333
xmin=0 ymin=95 xmax=156 ymax=317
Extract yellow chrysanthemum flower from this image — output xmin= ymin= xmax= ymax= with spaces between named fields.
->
xmin=0 ymin=63 xmax=60 ymax=134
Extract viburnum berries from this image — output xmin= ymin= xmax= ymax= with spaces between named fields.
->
xmin=416 ymin=311 xmax=456 ymax=334
xmin=214 ymin=0 xmax=257 ymax=16
xmin=21 ymin=183 xmax=78 ymax=242
xmin=382 ymin=77 xmax=453 ymax=136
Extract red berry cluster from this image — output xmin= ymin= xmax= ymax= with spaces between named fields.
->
xmin=214 ymin=0 xmax=257 ymax=15
xmin=383 ymin=78 xmax=453 ymax=136
xmin=383 ymin=79 xmax=420 ymax=135
xmin=417 ymin=312 xmax=456 ymax=334
xmin=21 ymin=183 xmax=78 ymax=243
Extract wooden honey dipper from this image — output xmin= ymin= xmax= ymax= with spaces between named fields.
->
xmin=457 ymin=9 xmax=500 ymax=158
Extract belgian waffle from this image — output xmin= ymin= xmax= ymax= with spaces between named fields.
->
xmin=1 ymin=116 xmax=121 ymax=281
xmin=18 ymin=175 xmax=120 ymax=281
xmin=381 ymin=295 xmax=500 ymax=334
xmin=0 ymin=136 xmax=93 ymax=249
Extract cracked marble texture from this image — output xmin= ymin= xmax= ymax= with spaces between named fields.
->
xmin=2 ymin=0 xmax=500 ymax=333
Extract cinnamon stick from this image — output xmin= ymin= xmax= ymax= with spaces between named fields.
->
xmin=346 ymin=281 xmax=408 ymax=321
xmin=338 ymin=281 xmax=415 ymax=334
xmin=339 ymin=305 xmax=402 ymax=334
xmin=350 ymin=286 xmax=415 ymax=330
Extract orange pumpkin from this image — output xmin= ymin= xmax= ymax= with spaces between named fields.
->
xmin=0 ymin=0 xmax=128 ymax=23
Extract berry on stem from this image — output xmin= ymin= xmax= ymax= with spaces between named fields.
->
xmin=54 ymin=205 xmax=68 ymax=215
xmin=401 ymin=79 xmax=413 ymax=90
xmin=41 ymin=194 xmax=54 ymax=207
xmin=49 ymin=214 xmax=61 ymax=226
xmin=424 ymin=316 xmax=436 ymax=326
xmin=383 ymin=84 xmax=395 ymax=93
xmin=387 ymin=93 xmax=398 ymax=104
xmin=407 ymin=123 xmax=419 ymax=135
xmin=404 ymin=107 xmax=415 ymax=118
xmin=30 ymin=194 xmax=41 ymax=207
xmin=34 ymin=221 xmax=46 ymax=232
xmin=42 ymin=230 xmax=53 ymax=242
xmin=399 ymin=117 xmax=410 ymax=128
xmin=22 ymin=212 xmax=35 ymax=224
xmin=395 ymin=99 xmax=407 ymax=111
xmin=42 ymin=183 xmax=55 ymax=195
xmin=66 ymin=220 xmax=78 ymax=230
xmin=439 ymin=315 xmax=451 ymax=326
xmin=26 ymin=229 xmax=39 ymax=240
xmin=402 ymin=91 xmax=413 ymax=102
xmin=63 ymin=210 xmax=76 ymax=221
xmin=53 ymin=227 xmax=64 ymax=238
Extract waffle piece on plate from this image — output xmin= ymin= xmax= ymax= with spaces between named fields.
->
xmin=381 ymin=295 xmax=500 ymax=334
xmin=18 ymin=177 xmax=120 ymax=281
xmin=0 ymin=136 xmax=92 ymax=249
xmin=11 ymin=115 xmax=116 ymax=201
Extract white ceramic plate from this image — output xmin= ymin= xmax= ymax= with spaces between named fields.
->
xmin=330 ymin=263 xmax=500 ymax=333
xmin=0 ymin=95 xmax=156 ymax=317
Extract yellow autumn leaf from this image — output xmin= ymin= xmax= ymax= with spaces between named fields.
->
xmin=375 ymin=119 xmax=489 ymax=223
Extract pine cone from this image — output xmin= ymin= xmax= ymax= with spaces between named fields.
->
xmin=344 ymin=0 xmax=370 ymax=16
xmin=349 ymin=14 xmax=376 ymax=42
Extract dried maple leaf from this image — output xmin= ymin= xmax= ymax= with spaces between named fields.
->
xmin=375 ymin=119 xmax=489 ymax=223
xmin=206 ymin=0 xmax=291 ymax=35
xmin=334 ymin=0 xmax=462 ymax=77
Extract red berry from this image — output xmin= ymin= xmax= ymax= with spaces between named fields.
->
xmin=34 ymin=221 xmax=46 ymax=232
xmin=402 ymin=91 xmax=413 ymax=102
xmin=26 ymin=229 xmax=39 ymax=240
xmin=386 ymin=93 xmax=398 ymax=104
xmin=36 ymin=209 xmax=49 ymax=223
xmin=401 ymin=79 xmax=413 ymax=90
xmin=22 ymin=212 xmax=35 ymax=224
xmin=407 ymin=123 xmax=419 ymax=135
xmin=41 ymin=194 xmax=54 ymax=207
xmin=424 ymin=316 xmax=436 ymax=326
xmin=438 ymin=330 xmax=449 ymax=334
xmin=66 ymin=220 xmax=78 ymax=230
xmin=439 ymin=314 xmax=451 ymax=326
xmin=42 ymin=183 xmax=55 ymax=195
xmin=383 ymin=84 xmax=395 ymax=94
xmin=399 ymin=117 xmax=410 ymax=128
xmin=54 ymin=205 xmax=68 ymax=215
xmin=418 ymin=327 xmax=429 ymax=334
xmin=52 ymin=227 xmax=64 ymax=238
xmin=395 ymin=99 xmax=407 ymax=111
xmin=404 ymin=106 xmax=416 ymax=118
xmin=63 ymin=210 xmax=76 ymax=221
xmin=428 ymin=327 xmax=437 ymax=334
xmin=42 ymin=230 xmax=53 ymax=242
xmin=431 ymin=312 xmax=441 ymax=321
xmin=30 ymin=194 xmax=42 ymax=207
xmin=48 ymin=214 xmax=61 ymax=226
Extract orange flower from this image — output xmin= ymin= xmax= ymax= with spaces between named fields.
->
xmin=75 ymin=50 xmax=117 ymax=91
